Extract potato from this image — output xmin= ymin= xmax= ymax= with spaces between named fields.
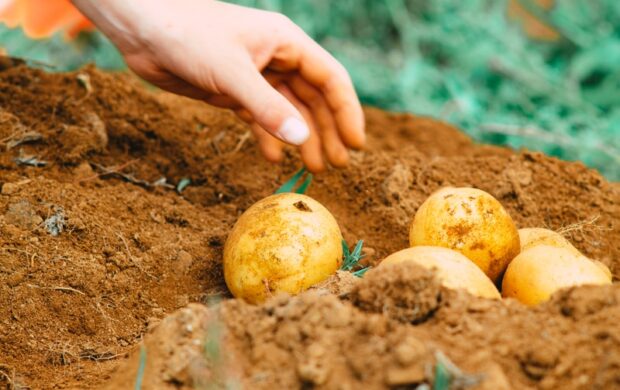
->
xmin=224 ymin=193 xmax=342 ymax=304
xmin=502 ymin=245 xmax=612 ymax=306
xmin=519 ymin=227 xmax=613 ymax=280
xmin=409 ymin=187 xmax=520 ymax=283
xmin=518 ymin=227 xmax=581 ymax=255
xmin=593 ymin=260 xmax=613 ymax=280
xmin=380 ymin=246 xmax=501 ymax=299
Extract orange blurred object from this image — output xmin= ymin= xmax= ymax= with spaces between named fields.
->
xmin=508 ymin=0 xmax=559 ymax=41
xmin=0 ymin=0 xmax=94 ymax=39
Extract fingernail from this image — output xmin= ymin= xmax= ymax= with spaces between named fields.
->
xmin=277 ymin=117 xmax=309 ymax=145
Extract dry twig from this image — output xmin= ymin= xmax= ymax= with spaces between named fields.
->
xmin=230 ymin=131 xmax=251 ymax=154
xmin=26 ymin=284 xmax=85 ymax=295
xmin=116 ymin=232 xmax=158 ymax=280
xmin=557 ymin=215 xmax=606 ymax=235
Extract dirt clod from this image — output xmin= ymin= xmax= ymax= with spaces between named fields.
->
xmin=350 ymin=262 xmax=442 ymax=323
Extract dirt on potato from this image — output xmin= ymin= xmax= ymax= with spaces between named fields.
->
xmin=0 ymin=60 xmax=619 ymax=389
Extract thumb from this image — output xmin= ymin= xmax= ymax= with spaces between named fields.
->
xmin=220 ymin=62 xmax=309 ymax=146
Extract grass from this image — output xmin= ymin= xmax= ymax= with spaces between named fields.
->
xmin=134 ymin=346 xmax=147 ymax=390
xmin=275 ymin=167 xmax=313 ymax=194
xmin=433 ymin=361 xmax=450 ymax=390
xmin=341 ymin=239 xmax=371 ymax=277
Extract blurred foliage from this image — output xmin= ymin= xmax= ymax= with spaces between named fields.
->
xmin=0 ymin=0 xmax=618 ymax=179
xmin=0 ymin=26 xmax=124 ymax=70
xmin=233 ymin=0 xmax=619 ymax=180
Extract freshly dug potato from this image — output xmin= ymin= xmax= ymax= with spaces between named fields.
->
xmin=380 ymin=246 xmax=501 ymax=299
xmin=502 ymin=245 xmax=612 ymax=306
xmin=409 ymin=187 xmax=520 ymax=283
xmin=224 ymin=193 xmax=342 ymax=304
xmin=519 ymin=227 xmax=613 ymax=280
xmin=518 ymin=227 xmax=581 ymax=255
xmin=593 ymin=260 xmax=613 ymax=281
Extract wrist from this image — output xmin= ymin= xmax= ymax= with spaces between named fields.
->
xmin=71 ymin=0 xmax=154 ymax=53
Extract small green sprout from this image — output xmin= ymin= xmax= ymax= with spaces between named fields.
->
xmin=134 ymin=345 xmax=147 ymax=390
xmin=177 ymin=177 xmax=191 ymax=193
xmin=275 ymin=167 xmax=312 ymax=194
xmin=341 ymin=239 xmax=370 ymax=277
xmin=433 ymin=361 xmax=450 ymax=390
xmin=431 ymin=350 xmax=482 ymax=390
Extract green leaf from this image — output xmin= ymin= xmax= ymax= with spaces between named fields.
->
xmin=176 ymin=178 xmax=191 ymax=193
xmin=295 ymin=172 xmax=313 ymax=194
xmin=351 ymin=240 xmax=364 ymax=260
xmin=341 ymin=239 xmax=370 ymax=277
xmin=433 ymin=361 xmax=450 ymax=390
xmin=341 ymin=239 xmax=351 ymax=259
xmin=134 ymin=345 xmax=147 ymax=390
xmin=275 ymin=168 xmax=309 ymax=194
xmin=353 ymin=267 xmax=371 ymax=277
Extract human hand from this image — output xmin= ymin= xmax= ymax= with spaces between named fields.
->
xmin=72 ymin=0 xmax=365 ymax=172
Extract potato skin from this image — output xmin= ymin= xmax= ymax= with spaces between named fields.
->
xmin=224 ymin=193 xmax=342 ymax=304
xmin=502 ymin=245 xmax=612 ymax=306
xmin=518 ymin=228 xmax=581 ymax=255
xmin=409 ymin=187 xmax=520 ymax=283
xmin=593 ymin=260 xmax=613 ymax=280
xmin=380 ymin=246 xmax=501 ymax=299
xmin=518 ymin=227 xmax=613 ymax=280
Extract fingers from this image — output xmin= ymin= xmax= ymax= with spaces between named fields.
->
xmin=218 ymin=56 xmax=310 ymax=146
xmin=285 ymin=75 xmax=350 ymax=168
xmin=264 ymin=71 xmax=349 ymax=168
xmin=271 ymin=31 xmax=366 ymax=150
xmin=250 ymin=123 xmax=284 ymax=163
xmin=299 ymin=41 xmax=365 ymax=150
xmin=234 ymin=108 xmax=254 ymax=123
xmin=275 ymin=84 xmax=325 ymax=173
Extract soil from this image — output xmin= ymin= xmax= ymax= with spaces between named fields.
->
xmin=0 ymin=61 xmax=618 ymax=389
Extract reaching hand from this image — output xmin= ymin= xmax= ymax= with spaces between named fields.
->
xmin=72 ymin=0 xmax=366 ymax=172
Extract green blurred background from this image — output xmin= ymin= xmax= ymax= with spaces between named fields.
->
xmin=1 ymin=0 xmax=618 ymax=180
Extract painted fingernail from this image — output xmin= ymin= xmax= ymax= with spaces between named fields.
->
xmin=277 ymin=117 xmax=310 ymax=145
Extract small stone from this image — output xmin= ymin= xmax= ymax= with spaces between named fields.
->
xmin=394 ymin=337 xmax=426 ymax=366
xmin=5 ymin=199 xmax=42 ymax=229
xmin=1 ymin=182 xmax=18 ymax=195
xmin=6 ymin=271 xmax=26 ymax=288
xmin=386 ymin=365 xmax=426 ymax=385
xmin=68 ymin=217 xmax=86 ymax=231
xmin=467 ymin=299 xmax=495 ymax=313
xmin=176 ymin=295 xmax=189 ymax=307
xmin=73 ymin=162 xmax=95 ymax=181
xmin=477 ymin=362 xmax=512 ymax=390
xmin=361 ymin=246 xmax=376 ymax=258
xmin=176 ymin=250 xmax=193 ymax=273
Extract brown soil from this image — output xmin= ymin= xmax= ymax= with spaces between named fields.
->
xmin=0 ymin=61 xmax=618 ymax=389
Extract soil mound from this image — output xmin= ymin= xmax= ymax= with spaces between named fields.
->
xmin=0 ymin=61 xmax=618 ymax=389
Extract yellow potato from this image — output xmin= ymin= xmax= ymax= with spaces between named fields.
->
xmin=518 ymin=227 xmax=613 ymax=281
xmin=502 ymin=245 xmax=612 ymax=306
xmin=518 ymin=227 xmax=581 ymax=255
xmin=224 ymin=193 xmax=342 ymax=304
xmin=593 ymin=260 xmax=613 ymax=281
xmin=380 ymin=246 xmax=501 ymax=299
xmin=409 ymin=187 xmax=520 ymax=283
